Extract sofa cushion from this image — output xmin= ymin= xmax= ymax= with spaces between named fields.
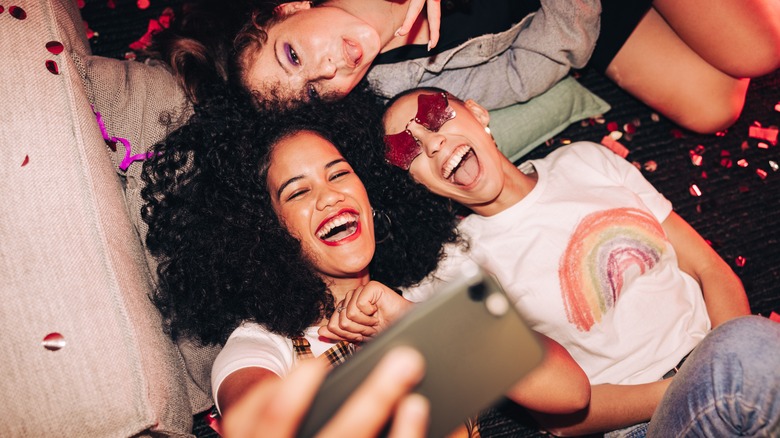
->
xmin=74 ymin=47 xmax=221 ymax=415
xmin=489 ymin=75 xmax=610 ymax=164
xmin=0 ymin=1 xmax=193 ymax=435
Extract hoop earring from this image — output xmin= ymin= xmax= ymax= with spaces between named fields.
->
xmin=372 ymin=208 xmax=392 ymax=244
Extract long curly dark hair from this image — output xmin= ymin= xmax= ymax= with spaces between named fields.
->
xmin=141 ymin=85 xmax=459 ymax=345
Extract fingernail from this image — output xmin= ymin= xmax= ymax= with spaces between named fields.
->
xmin=382 ymin=347 xmax=425 ymax=380
xmin=427 ymin=40 xmax=432 ymax=51
xmin=394 ymin=28 xmax=403 ymax=37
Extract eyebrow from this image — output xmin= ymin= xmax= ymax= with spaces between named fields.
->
xmin=274 ymin=40 xmax=289 ymax=75
xmin=275 ymin=158 xmax=348 ymax=200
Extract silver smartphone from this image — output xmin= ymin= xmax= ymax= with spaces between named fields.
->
xmin=296 ymin=264 xmax=545 ymax=437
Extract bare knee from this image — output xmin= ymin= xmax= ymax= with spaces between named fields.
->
xmin=673 ymin=90 xmax=746 ymax=134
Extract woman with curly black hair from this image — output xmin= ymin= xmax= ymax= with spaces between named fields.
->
xmin=140 ymin=85 xmax=461 ymax=430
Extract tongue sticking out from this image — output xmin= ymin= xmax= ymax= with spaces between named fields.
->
xmin=452 ymin=150 xmax=479 ymax=186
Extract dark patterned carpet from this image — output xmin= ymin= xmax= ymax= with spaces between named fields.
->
xmin=80 ymin=1 xmax=779 ymax=436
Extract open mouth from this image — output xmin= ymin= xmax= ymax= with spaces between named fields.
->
xmin=316 ymin=210 xmax=360 ymax=243
xmin=442 ymin=145 xmax=479 ymax=186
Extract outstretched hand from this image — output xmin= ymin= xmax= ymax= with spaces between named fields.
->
xmin=220 ymin=346 xmax=429 ymax=438
xmin=320 ymin=280 xmax=414 ymax=342
xmin=396 ymin=0 xmax=441 ymax=50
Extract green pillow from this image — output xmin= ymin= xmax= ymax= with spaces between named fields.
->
xmin=489 ymin=75 xmax=610 ymax=163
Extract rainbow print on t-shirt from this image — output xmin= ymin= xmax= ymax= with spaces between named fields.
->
xmin=559 ymin=208 xmax=667 ymax=331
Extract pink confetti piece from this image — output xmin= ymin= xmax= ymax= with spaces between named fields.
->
xmin=735 ymin=256 xmax=746 ymax=267
xmin=690 ymin=152 xmax=703 ymax=167
xmin=775 ymin=103 xmax=780 ymax=113
xmin=94 ymin=108 xmax=157 ymax=171
xmin=46 ymin=41 xmax=64 ymax=55
xmin=738 ymin=159 xmax=749 ymax=168
xmin=689 ymin=184 xmax=702 ymax=197
xmin=770 ymin=312 xmax=780 ymax=323
xmin=643 ymin=161 xmax=657 ymax=172
xmin=748 ymin=125 xmax=778 ymax=146
xmin=21 ymin=155 xmax=29 ymax=167
xmin=600 ymin=135 xmax=629 ymax=158
xmin=758 ymin=142 xmax=770 ymax=149
xmin=137 ymin=0 xmax=151 ymax=10
xmin=9 ymin=5 xmax=27 ymax=19
xmin=756 ymin=169 xmax=768 ymax=179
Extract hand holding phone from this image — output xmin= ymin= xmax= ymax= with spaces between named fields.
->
xmin=297 ymin=265 xmax=545 ymax=437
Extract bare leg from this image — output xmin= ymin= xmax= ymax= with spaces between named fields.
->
xmin=653 ymin=0 xmax=780 ymax=78
xmin=607 ymin=9 xmax=749 ymax=133
xmin=606 ymin=0 xmax=780 ymax=133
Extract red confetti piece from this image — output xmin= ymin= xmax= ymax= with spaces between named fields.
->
xmin=623 ymin=123 xmax=636 ymax=134
xmin=715 ymin=130 xmax=728 ymax=137
xmin=748 ymin=125 xmax=778 ymax=146
xmin=720 ymin=158 xmax=733 ymax=168
xmin=45 ymin=41 xmax=64 ymax=55
xmin=643 ymin=161 xmax=657 ymax=172
xmin=129 ymin=17 xmax=166 ymax=51
xmin=21 ymin=155 xmax=29 ymax=167
xmin=738 ymin=185 xmax=750 ymax=193
xmin=107 ymin=0 xmax=117 ymax=8
xmin=770 ymin=312 xmax=780 ymax=323
xmin=671 ymin=129 xmax=684 ymax=139
xmin=45 ymin=60 xmax=59 ymax=75
xmin=78 ymin=0 xmax=85 ymax=7
xmin=737 ymin=159 xmax=748 ymax=167
xmin=689 ymin=184 xmax=702 ymax=197
xmin=83 ymin=21 xmax=96 ymax=40
xmin=0 ymin=6 xmax=4 ymax=14
xmin=694 ymin=145 xmax=705 ymax=154
xmin=158 ymin=8 xmax=175 ymax=28
xmin=600 ymin=135 xmax=629 ymax=158
xmin=137 ymin=0 xmax=151 ymax=9
xmin=741 ymin=140 xmax=750 ymax=151
xmin=735 ymin=256 xmax=746 ymax=267
xmin=690 ymin=154 xmax=703 ymax=166
xmin=700 ymin=171 xmax=708 ymax=179
xmin=756 ymin=169 xmax=768 ymax=179
xmin=607 ymin=121 xmax=619 ymax=132
xmin=42 ymin=333 xmax=66 ymax=351
xmin=9 ymin=5 xmax=27 ymax=19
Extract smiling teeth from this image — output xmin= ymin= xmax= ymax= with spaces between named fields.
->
xmin=442 ymin=145 xmax=471 ymax=179
xmin=317 ymin=212 xmax=358 ymax=239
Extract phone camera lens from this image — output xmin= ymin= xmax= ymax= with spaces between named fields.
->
xmin=468 ymin=282 xmax=486 ymax=301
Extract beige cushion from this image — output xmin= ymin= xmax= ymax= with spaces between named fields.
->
xmin=74 ymin=50 xmax=223 ymax=415
xmin=0 ymin=0 xmax=193 ymax=435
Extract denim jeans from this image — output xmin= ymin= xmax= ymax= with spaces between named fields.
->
xmin=647 ymin=315 xmax=780 ymax=437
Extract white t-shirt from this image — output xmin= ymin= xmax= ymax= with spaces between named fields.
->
xmin=210 ymin=322 xmax=340 ymax=413
xmin=404 ymin=142 xmax=710 ymax=385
